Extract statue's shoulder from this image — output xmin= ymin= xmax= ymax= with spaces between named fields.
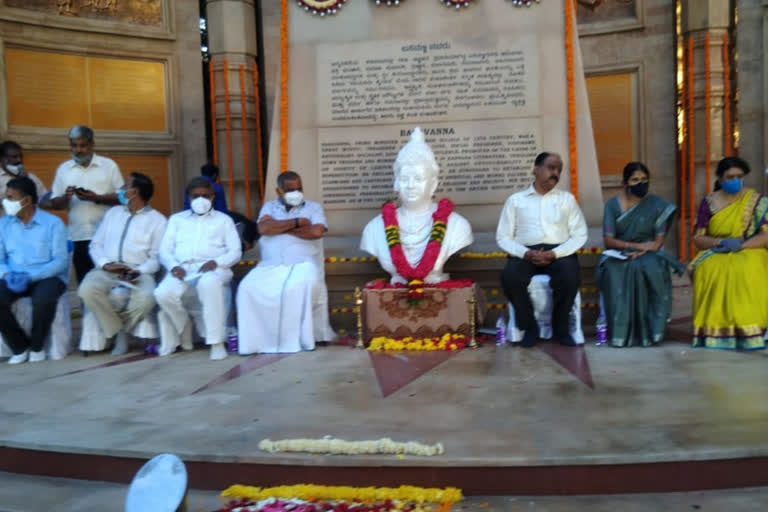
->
xmin=362 ymin=213 xmax=384 ymax=231
xmin=447 ymin=210 xmax=472 ymax=233
xmin=360 ymin=213 xmax=385 ymax=253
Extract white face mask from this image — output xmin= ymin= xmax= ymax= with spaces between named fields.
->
xmin=283 ymin=190 xmax=304 ymax=207
xmin=190 ymin=196 xmax=213 ymax=215
xmin=2 ymin=198 xmax=24 ymax=217
xmin=3 ymin=164 xmax=22 ymax=176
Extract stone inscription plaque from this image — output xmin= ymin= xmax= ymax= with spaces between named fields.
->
xmin=317 ymin=37 xmax=539 ymax=126
xmin=320 ymin=119 xmax=539 ymax=210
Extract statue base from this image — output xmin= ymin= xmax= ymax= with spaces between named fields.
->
xmin=363 ymin=282 xmax=486 ymax=342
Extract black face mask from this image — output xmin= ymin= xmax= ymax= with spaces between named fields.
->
xmin=627 ymin=182 xmax=649 ymax=198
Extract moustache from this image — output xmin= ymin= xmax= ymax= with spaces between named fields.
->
xmin=548 ymin=176 xmax=559 ymax=182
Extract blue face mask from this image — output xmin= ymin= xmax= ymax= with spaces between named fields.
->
xmin=118 ymin=189 xmax=130 ymax=205
xmin=721 ymin=178 xmax=743 ymax=195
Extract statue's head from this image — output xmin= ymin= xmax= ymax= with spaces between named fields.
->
xmin=393 ymin=127 xmax=439 ymax=211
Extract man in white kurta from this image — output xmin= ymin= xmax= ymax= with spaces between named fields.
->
xmin=78 ymin=173 xmax=167 ymax=354
xmin=237 ymin=171 xmax=333 ymax=354
xmin=154 ymin=178 xmax=241 ymax=360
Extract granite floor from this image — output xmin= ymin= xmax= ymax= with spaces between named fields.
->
xmin=1 ymin=282 xmax=767 ymax=480
xmin=1 ymin=472 xmax=767 ymax=512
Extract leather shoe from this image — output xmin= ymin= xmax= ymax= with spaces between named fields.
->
xmin=520 ymin=328 xmax=538 ymax=347
xmin=557 ymin=332 xmax=579 ymax=346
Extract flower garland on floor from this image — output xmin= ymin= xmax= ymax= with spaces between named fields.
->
xmin=258 ymin=438 xmax=444 ymax=456
xmin=382 ymin=198 xmax=453 ymax=304
xmin=368 ymin=333 xmax=470 ymax=352
xmin=215 ymin=496 xmax=456 ymax=512
xmin=220 ymin=484 xmax=462 ymax=512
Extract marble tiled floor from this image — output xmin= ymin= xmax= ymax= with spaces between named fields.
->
xmin=1 ymin=472 xmax=767 ymax=512
xmin=1 ymin=282 xmax=768 ymax=472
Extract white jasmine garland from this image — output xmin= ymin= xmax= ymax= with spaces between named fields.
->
xmin=258 ymin=437 xmax=444 ymax=456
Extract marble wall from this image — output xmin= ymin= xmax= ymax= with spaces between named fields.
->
xmin=579 ymin=0 xmax=678 ymax=205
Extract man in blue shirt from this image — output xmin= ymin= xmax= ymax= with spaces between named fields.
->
xmin=183 ymin=163 xmax=227 ymax=212
xmin=0 ymin=177 xmax=69 ymax=364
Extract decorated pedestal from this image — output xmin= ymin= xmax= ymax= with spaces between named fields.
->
xmin=362 ymin=281 xmax=485 ymax=341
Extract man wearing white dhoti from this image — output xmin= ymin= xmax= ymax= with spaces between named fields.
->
xmin=78 ymin=172 xmax=167 ymax=355
xmin=154 ymin=177 xmax=241 ymax=360
xmin=237 ymin=171 xmax=333 ymax=354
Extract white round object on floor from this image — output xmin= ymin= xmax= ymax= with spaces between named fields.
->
xmin=125 ymin=453 xmax=187 ymax=512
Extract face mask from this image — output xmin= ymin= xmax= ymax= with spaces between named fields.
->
xmin=2 ymin=198 xmax=24 ymax=217
xmin=190 ymin=196 xmax=213 ymax=215
xmin=72 ymin=153 xmax=91 ymax=166
xmin=283 ymin=190 xmax=304 ymax=207
xmin=627 ymin=182 xmax=649 ymax=198
xmin=721 ymin=178 xmax=743 ymax=195
xmin=3 ymin=163 xmax=22 ymax=176
xmin=117 ymin=189 xmax=131 ymax=206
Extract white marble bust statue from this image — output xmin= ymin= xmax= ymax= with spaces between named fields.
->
xmin=360 ymin=127 xmax=473 ymax=284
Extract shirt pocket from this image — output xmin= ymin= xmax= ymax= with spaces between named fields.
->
xmin=21 ymin=241 xmax=52 ymax=265
xmin=85 ymin=172 xmax=114 ymax=194
xmin=543 ymin=203 xmax=565 ymax=226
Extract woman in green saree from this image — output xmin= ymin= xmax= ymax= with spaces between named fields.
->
xmin=690 ymin=157 xmax=768 ymax=350
xmin=596 ymin=162 xmax=684 ymax=347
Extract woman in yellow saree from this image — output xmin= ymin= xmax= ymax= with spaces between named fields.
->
xmin=691 ymin=157 xmax=768 ymax=350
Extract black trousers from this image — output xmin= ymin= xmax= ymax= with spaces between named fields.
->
xmin=500 ymin=244 xmax=580 ymax=338
xmin=73 ymin=240 xmax=94 ymax=284
xmin=0 ymin=277 xmax=67 ymax=354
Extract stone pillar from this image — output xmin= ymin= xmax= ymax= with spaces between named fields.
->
xmin=734 ymin=0 xmax=766 ymax=187
xmin=681 ymin=0 xmax=732 ymax=193
xmin=206 ymin=0 xmax=261 ymax=217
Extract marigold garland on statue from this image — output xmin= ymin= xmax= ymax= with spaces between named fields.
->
xmin=297 ymin=0 xmax=346 ymax=16
xmin=382 ymin=198 xmax=454 ymax=304
xmin=258 ymin=438 xmax=445 ymax=456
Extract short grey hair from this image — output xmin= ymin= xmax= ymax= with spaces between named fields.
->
xmin=68 ymin=125 xmax=94 ymax=142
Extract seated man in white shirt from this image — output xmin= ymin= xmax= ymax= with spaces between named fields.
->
xmin=78 ymin=173 xmax=167 ymax=355
xmin=237 ymin=171 xmax=331 ymax=354
xmin=496 ymin=152 xmax=588 ymax=347
xmin=154 ymin=177 xmax=242 ymax=360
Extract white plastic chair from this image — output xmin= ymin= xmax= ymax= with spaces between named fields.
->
xmin=506 ymin=274 xmax=584 ymax=344
xmin=0 ymin=293 xmax=73 ymax=360
xmin=79 ymin=286 xmax=159 ymax=352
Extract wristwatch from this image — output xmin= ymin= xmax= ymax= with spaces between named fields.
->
xmin=294 ymin=218 xmax=299 ymax=228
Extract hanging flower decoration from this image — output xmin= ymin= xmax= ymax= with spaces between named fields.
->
xmin=508 ymin=0 xmax=540 ymax=6
xmin=382 ymin=198 xmax=454 ymax=304
xmin=372 ymin=0 xmax=405 ymax=5
xmin=442 ymin=0 xmax=473 ymax=9
xmin=297 ymin=0 xmax=346 ymax=16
